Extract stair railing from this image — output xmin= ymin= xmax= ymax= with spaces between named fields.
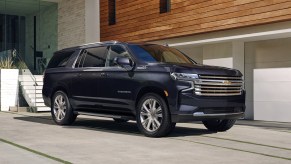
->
xmin=0 ymin=49 xmax=38 ymax=109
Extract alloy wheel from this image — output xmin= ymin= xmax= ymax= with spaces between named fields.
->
xmin=140 ymin=98 xmax=163 ymax=132
xmin=53 ymin=94 xmax=67 ymax=121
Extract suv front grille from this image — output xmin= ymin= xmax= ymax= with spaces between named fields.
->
xmin=194 ymin=75 xmax=243 ymax=96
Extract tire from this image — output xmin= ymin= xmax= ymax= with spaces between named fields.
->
xmin=51 ymin=91 xmax=77 ymax=125
xmin=136 ymin=93 xmax=176 ymax=137
xmin=113 ymin=118 xmax=129 ymax=123
xmin=202 ymin=119 xmax=237 ymax=132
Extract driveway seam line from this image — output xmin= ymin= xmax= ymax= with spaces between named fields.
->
xmin=0 ymin=138 xmax=71 ymax=164
xmin=202 ymin=135 xmax=291 ymax=151
xmin=170 ymin=138 xmax=291 ymax=161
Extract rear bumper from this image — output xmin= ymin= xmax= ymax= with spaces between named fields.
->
xmin=42 ymin=86 xmax=51 ymax=107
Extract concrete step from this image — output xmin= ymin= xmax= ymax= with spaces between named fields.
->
xmin=21 ymin=82 xmax=43 ymax=86
xmin=37 ymin=107 xmax=50 ymax=112
xmin=19 ymin=75 xmax=43 ymax=82
xmin=23 ymin=86 xmax=43 ymax=90
xmin=28 ymin=93 xmax=43 ymax=98
xmin=31 ymin=98 xmax=44 ymax=103
xmin=25 ymin=90 xmax=42 ymax=94
xmin=36 ymin=103 xmax=46 ymax=106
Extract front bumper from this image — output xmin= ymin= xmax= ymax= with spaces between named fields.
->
xmin=171 ymin=91 xmax=246 ymax=122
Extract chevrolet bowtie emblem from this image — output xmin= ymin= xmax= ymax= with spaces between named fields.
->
xmin=223 ymin=80 xmax=232 ymax=85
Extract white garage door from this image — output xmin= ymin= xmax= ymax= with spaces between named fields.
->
xmin=254 ymin=68 xmax=291 ymax=122
xmin=245 ymin=38 xmax=291 ymax=122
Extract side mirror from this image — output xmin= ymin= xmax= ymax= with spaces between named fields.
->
xmin=114 ymin=56 xmax=134 ymax=71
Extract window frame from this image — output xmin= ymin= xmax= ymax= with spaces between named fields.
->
xmin=160 ymin=0 xmax=171 ymax=14
xmin=108 ymin=0 xmax=116 ymax=25
xmin=105 ymin=44 xmax=134 ymax=67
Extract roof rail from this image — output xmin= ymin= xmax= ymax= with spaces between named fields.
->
xmin=80 ymin=40 xmax=121 ymax=47
xmin=102 ymin=40 xmax=120 ymax=44
xmin=81 ymin=41 xmax=103 ymax=46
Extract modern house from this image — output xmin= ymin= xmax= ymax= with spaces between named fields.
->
xmin=1 ymin=0 xmax=291 ymax=122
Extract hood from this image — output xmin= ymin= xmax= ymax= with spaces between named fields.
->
xmin=157 ymin=63 xmax=242 ymax=76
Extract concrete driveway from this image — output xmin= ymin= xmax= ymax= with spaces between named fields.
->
xmin=0 ymin=111 xmax=291 ymax=164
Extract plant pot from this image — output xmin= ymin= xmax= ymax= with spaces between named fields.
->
xmin=0 ymin=69 xmax=19 ymax=111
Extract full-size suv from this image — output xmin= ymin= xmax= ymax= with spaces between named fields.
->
xmin=43 ymin=41 xmax=245 ymax=137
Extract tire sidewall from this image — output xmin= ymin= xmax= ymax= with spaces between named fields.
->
xmin=136 ymin=93 xmax=171 ymax=137
xmin=51 ymin=91 xmax=74 ymax=125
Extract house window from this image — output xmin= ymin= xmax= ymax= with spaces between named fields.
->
xmin=108 ymin=0 xmax=116 ymax=25
xmin=160 ymin=0 xmax=171 ymax=13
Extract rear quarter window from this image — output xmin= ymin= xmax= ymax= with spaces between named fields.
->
xmin=47 ymin=50 xmax=75 ymax=69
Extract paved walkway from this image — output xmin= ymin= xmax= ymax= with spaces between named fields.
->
xmin=0 ymin=140 xmax=60 ymax=164
xmin=0 ymin=111 xmax=291 ymax=164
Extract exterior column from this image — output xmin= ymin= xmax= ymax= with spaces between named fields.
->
xmin=232 ymin=41 xmax=245 ymax=76
xmin=85 ymin=0 xmax=100 ymax=43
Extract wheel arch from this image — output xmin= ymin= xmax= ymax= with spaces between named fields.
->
xmin=50 ymin=85 xmax=69 ymax=101
xmin=135 ymin=86 xmax=169 ymax=110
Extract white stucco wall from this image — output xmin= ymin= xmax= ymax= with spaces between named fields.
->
xmin=0 ymin=69 xmax=19 ymax=111
xmin=202 ymin=42 xmax=233 ymax=68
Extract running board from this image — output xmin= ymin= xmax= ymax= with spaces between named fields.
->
xmin=75 ymin=111 xmax=135 ymax=120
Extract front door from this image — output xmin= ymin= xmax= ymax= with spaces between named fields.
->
xmin=97 ymin=45 xmax=137 ymax=114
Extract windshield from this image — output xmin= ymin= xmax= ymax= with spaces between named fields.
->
xmin=128 ymin=44 xmax=194 ymax=64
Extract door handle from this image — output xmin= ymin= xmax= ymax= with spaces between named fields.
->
xmin=100 ymin=73 xmax=108 ymax=77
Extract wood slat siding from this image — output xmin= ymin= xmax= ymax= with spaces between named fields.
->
xmin=100 ymin=0 xmax=291 ymax=42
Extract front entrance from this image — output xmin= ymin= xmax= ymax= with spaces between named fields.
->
xmin=0 ymin=0 xmax=57 ymax=74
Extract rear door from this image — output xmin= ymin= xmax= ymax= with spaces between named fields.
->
xmin=70 ymin=46 xmax=107 ymax=112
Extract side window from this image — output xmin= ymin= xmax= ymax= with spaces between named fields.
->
xmin=74 ymin=51 xmax=86 ymax=68
xmin=105 ymin=45 xmax=130 ymax=67
xmin=75 ymin=47 xmax=107 ymax=68
xmin=47 ymin=50 xmax=75 ymax=69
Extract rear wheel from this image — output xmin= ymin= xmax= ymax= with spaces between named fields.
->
xmin=203 ymin=119 xmax=236 ymax=132
xmin=51 ymin=91 xmax=76 ymax=125
xmin=136 ymin=93 xmax=175 ymax=137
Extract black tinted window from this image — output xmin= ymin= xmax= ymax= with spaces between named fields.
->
xmin=128 ymin=44 xmax=193 ymax=64
xmin=105 ymin=45 xmax=130 ymax=67
xmin=76 ymin=47 xmax=107 ymax=68
xmin=47 ymin=50 xmax=75 ymax=68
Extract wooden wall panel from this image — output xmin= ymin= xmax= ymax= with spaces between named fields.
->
xmin=100 ymin=0 xmax=291 ymax=42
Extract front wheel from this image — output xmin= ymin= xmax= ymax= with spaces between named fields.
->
xmin=136 ymin=93 xmax=175 ymax=137
xmin=202 ymin=119 xmax=236 ymax=132
xmin=51 ymin=91 xmax=77 ymax=125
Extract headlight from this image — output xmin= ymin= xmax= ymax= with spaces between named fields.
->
xmin=170 ymin=73 xmax=198 ymax=80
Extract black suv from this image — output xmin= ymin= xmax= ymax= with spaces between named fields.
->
xmin=43 ymin=41 xmax=245 ymax=137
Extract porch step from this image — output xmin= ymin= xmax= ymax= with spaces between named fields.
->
xmin=36 ymin=103 xmax=46 ymax=107
xmin=23 ymin=86 xmax=43 ymax=90
xmin=21 ymin=81 xmax=43 ymax=86
xmin=37 ymin=107 xmax=50 ymax=112
xmin=25 ymin=90 xmax=42 ymax=94
xmin=31 ymin=98 xmax=44 ymax=103
xmin=19 ymin=75 xmax=43 ymax=82
xmin=28 ymin=93 xmax=43 ymax=98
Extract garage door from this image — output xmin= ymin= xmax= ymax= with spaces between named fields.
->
xmin=245 ymin=38 xmax=291 ymax=122
xmin=254 ymin=68 xmax=291 ymax=122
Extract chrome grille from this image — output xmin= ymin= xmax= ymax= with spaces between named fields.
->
xmin=194 ymin=75 xmax=243 ymax=96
